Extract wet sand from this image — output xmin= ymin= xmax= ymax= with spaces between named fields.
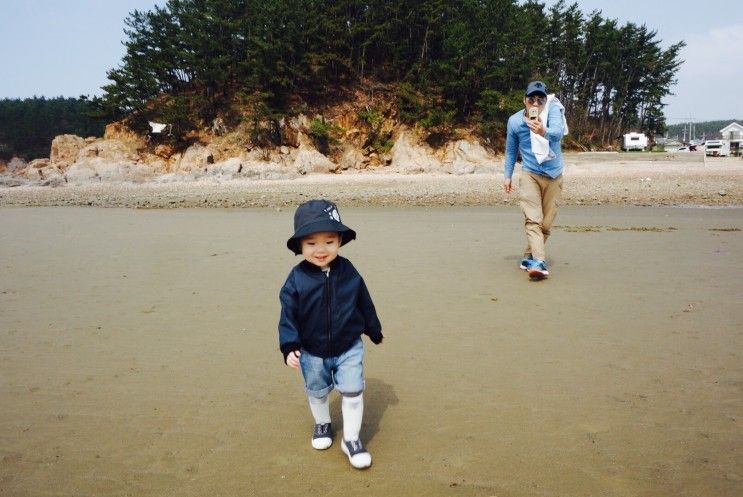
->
xmin=1 ymin=206 xmax=742 ymax=496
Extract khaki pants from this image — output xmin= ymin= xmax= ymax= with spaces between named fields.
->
xmin=518 ymin=171 xmax=563 ymax=261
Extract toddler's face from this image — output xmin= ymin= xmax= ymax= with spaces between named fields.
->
xmin=301 ymin=231 xmax=341 ymax=269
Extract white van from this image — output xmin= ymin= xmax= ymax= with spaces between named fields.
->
xmin=622 ymin=132 xmax=648 ymax=151
xmin=704 ymin=140 xmax=730 ymax=157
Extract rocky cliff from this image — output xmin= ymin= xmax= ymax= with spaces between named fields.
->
xmin=0 ymin=95 xmax=500 ymax=187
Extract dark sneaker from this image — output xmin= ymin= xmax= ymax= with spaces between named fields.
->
xmin=519 ymin=255 xmax=533 ymax=270
xmin=312 ymin=423 xmax=333 ymax=450
xmin=527 ymin=259 xmax=549 ymax=279
xmin=341 ymin=438 xmax=372 ymax=469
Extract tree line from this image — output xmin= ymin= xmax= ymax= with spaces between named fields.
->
xmin=0 ymin=97 xmax=105 ymax=160
xmin=100 ymin=0 xmax=683 ymax=147
xmin=665 ymin=120 xmax=742 ymax=142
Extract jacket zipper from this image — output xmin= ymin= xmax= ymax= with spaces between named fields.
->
xmin=325 ymin=272 xmax=332 ymax=356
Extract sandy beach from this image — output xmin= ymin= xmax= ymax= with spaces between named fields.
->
xmin=1 ymin=202 xmax=741 ymax=496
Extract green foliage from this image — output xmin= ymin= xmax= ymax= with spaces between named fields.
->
xmin=308 ymin=117 xmax=333 ymax=141
xmin=0 ymin=97 xmax=105 ymax=160
xmin=358 ymin=107 xmax=393 ymax=154
xmin=98 ymin=0 xmax=685 ymax=150
xmin=374 ymin=137 xmax=395 ymax=154
xmin=475 ymin=89 xmax=524 ymax=140
xmin=358 ymin=107 xmax=384 ymax=129
xmin=418 ymin=107 xmax=455 ymax=131
xmin=396 ymin=83 xmax=425 ymax=124
xmin=396 ymin=83 xmax=456 ymax=144
xmin=248 ymin=100 xmax=282 ymax=148
xmin=308 ymin=117 xmax=342 ymax=154
xmin=159 ymin=95 xmax=199 ymax=141
xmin=418 ymin=106 xmax=456 ymax=146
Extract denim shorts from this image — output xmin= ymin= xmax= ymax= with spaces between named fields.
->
xmin=299 ymin=338 xmax=365 ymax=398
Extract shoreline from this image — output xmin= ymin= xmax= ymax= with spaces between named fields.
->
xmin=1 ymin=154 xmax=741 ymax=208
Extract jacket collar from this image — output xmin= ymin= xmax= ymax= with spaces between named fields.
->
xmin=299 ymin=256 xmax=343 ymax=274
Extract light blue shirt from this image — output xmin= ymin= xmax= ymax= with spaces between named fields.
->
xmin=503 ymin=102 xmax=565 ymax=179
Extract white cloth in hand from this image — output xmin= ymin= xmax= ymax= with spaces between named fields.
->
xmin=529 ymin=94 xmax=568 ymax=164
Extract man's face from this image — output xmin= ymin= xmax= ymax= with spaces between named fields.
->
xmin=524 ymin=93 xmax=546 ymax=116
xmin=301 ymin=231 xmax=341 ymax=269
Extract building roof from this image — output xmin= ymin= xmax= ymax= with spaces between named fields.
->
xmin=720 ymin=122 xmax=743 ymax=133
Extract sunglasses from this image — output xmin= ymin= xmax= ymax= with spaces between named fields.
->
xmin=527 ymin=95 xmax=545 ymax=105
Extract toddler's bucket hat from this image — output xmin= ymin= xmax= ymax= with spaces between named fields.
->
xmin=286 ymin=199 xmax=356 ymax=254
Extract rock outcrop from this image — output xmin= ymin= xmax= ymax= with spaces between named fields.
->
xmin=295 ymin=145 xmax=338 ymax=174
xmin=80 ymin=139 xmax=139 ymax=163
xmin=64 ymin=160 xmax=156 ymax=185
xmin=103 ymin=122 xmax=147 ymax=151
xmin=389 ymin=129 xmax=443 ymax=173
xmin=50 ymin=135 xmax=86 ymax=168
xmin=445 ymin=139 xmax=498 ymax=175
xmin=1 ymin=111 xmax=502 ymax=187
xmin=174 ymin=143 xmax=214 ymax=173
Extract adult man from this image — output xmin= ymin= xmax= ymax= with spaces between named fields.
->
xmin=503 ymin=80 xmax=566 ymax=280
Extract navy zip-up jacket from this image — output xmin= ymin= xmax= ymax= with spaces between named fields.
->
xmin=278 ymin=256 xmax=383 ymax=363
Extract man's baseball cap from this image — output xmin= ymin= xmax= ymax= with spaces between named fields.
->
xmin=525 ymin=81 xmax=548 ymax=97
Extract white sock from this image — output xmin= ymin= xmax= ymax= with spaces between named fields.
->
xmin=341 ymin=393 xmax=364 ymax=442
xmin=308 ymin=395 xmax=330 ymax=425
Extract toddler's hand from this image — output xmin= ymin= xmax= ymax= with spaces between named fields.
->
xmin=286 ymin=350 xmax=301 ymax=369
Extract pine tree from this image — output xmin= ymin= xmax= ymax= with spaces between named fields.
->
xmin=93 ymin=0 xmax=684 ymax=149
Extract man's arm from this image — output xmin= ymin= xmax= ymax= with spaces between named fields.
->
xmin=503 ymin=118 xmax=518 ymax=193
xmin=545 ymin=103 xmax=565 ymax=142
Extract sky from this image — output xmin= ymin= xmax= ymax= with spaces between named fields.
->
xmin=0 ymin=0 xmax=740 ymax=123
xmin=541 ymin=0 xmax=743 ymax=123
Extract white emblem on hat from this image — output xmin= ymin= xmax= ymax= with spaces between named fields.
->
xmin=329 ymin=208 xmax=340 ymax=221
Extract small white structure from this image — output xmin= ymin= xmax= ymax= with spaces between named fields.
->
xmin=148 ymin=121 xmax=172 ymax=135
xmin=719 ymin=122 xmax=742 ymax=155
xmin=622 ymin=132 xmax=648 ymax=151
xmin=705 ymin=140 xmax=730 ymax=157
